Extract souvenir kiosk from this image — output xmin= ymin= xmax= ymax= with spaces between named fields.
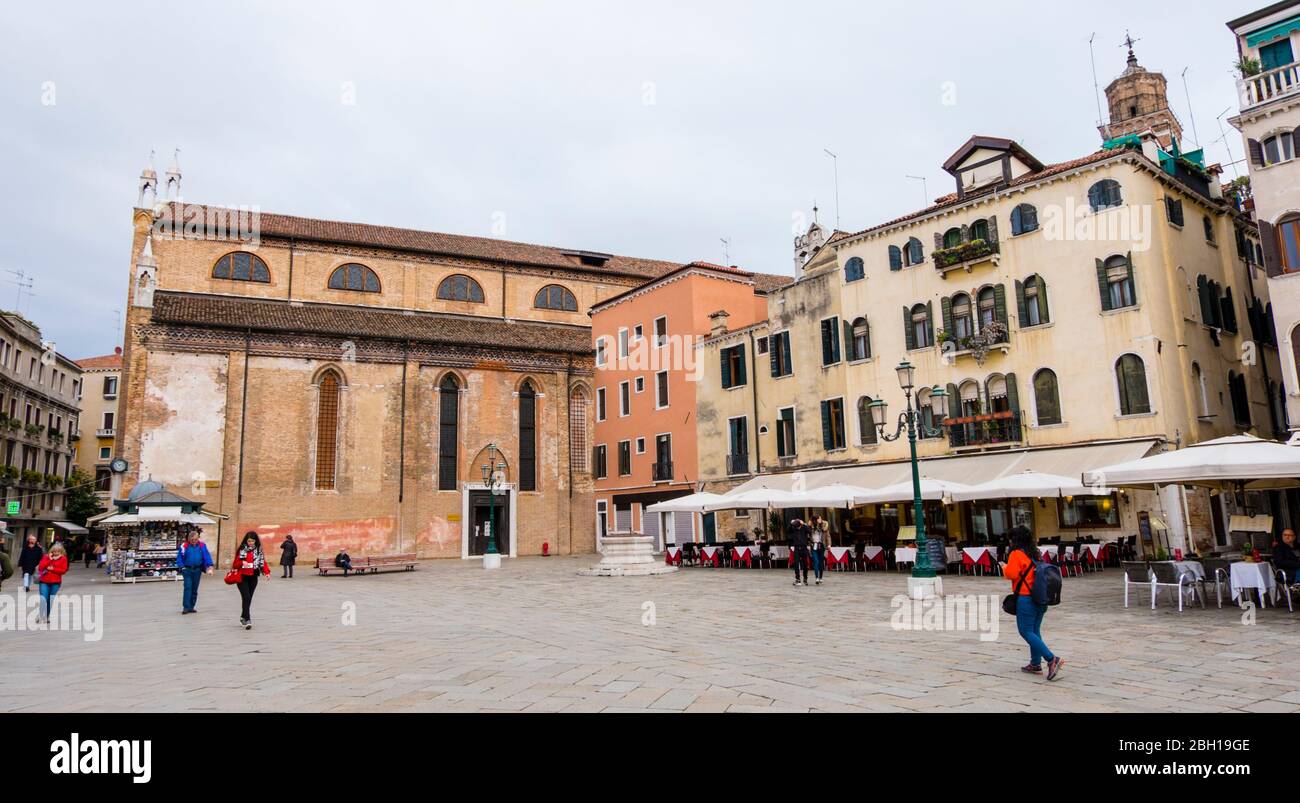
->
xmin=91 ymin=481 xmax=220 ymax=584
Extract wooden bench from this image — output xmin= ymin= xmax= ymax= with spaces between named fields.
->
xmin=315 ymin=553 xmax=418 ymax=576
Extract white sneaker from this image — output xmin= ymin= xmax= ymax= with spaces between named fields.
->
xmin=794 ymin=581 xmax=803 ymax=587
xmin=816 ymin=579 xmax=823 ymax=585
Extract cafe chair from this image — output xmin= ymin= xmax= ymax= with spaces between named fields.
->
xmin=1060 ymin=549 xmax=1082 ymax=578
xmin=1122 ymin=562 xmax=1154 ymax=609
xmin=1199 ymin=558 xmax=1232 ymax=609
xmin=1274 ymin=568 xmax=1296 ymax=613
xmin=1149 ymin=561 xmax=1205 ymax=612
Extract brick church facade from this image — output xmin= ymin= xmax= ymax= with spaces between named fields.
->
xmin=117 ymin=161 xmax=683 ymax=565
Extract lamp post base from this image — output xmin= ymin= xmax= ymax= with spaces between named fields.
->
xmin=483 ymin=553 xmax=502 ymax=570
xmin=908 ymin=575 xmax=943 ymax=600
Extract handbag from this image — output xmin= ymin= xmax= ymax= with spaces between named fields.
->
xmin=224 ymin=568 xmax=242 ymax=585
xmin=1002 ymin=554 xmax=1033 ymax=616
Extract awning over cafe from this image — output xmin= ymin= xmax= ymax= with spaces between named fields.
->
xmin=51 ymin=521 xmax=89 ymax=535
xmin=727 ymin=439 xmax=1160 ymax=499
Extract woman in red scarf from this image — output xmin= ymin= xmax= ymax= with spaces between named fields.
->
xmin=37 ymin=543 xmax=69 ymax=622
xmin=232 ymin=531 xmax=271 ymax=630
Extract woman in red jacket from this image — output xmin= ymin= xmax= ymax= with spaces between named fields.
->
xmin=37 ymin=543 xmax=69 ymax=622
xmin=232 ymin=531 xmax=271 ymax=630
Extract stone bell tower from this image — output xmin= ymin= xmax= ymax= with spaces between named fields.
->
xmin=1098 ymin=34 xmax=1184 ymax=150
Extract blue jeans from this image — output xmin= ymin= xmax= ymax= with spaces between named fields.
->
xmin=1015 ymin=595 xmax=1054 ymax=667
xmin=39 ymin=583 xmax=60 ymax=618
xmin=812 ymin=548 xmax=825 ymax=580
xmin=181 ymin=567 xmax=202 ymax=612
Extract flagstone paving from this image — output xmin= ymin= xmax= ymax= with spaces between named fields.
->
xmin=4 ymin=557 xmax=1298 ymax=713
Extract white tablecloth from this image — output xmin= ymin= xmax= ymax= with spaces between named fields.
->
xmin=946 ymin=547 xmax=960 ymax=564
xmin=895 ymin=547 xmax=917 ymax=564
xmin=1079 ymin=544 xmax=1104 ymax=560
xmin=769 ymin=545 xmax=790 ymax=560
xmin=962 ymin=547 xmax=996 ymax=565
xmin=863 ymin=546 xmax=885 ymax=562
xmin=1173 ymin=561 xmax=1205 ymax=581
xmin=732 ymin=545 xmax=754 ymax=560
xmin=700 ymin=546 xmax=721 ymax=560
xmin=1230 ymin=562 xmax=1278 ymax=604
xmin=828 ymin=547 xmax=853 ymax=563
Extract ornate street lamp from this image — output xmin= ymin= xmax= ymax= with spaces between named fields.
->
xmin=480 ymin=443 xmax=507 ymax=557
xmin=869 ymin=363 xmax=950 ymax=595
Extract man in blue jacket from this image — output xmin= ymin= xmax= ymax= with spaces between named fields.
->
xmin=176 ymin=531 xmax=214 ymax=614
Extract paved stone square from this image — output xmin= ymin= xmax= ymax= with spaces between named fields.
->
xmin=4 ymin=557 xmax=1299 ymax=713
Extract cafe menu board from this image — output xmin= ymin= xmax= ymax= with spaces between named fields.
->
xmin=926 ymin=537 xmax=949 ymax=573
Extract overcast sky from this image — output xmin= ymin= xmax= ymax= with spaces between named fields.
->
xmin=0 ymin=0 xmax=1265 ymax=358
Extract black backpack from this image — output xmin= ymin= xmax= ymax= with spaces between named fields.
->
xmin=1002 ymin=550 xmax=1063 ymax=615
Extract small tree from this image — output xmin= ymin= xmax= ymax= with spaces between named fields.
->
xmin=65 ymin=468 xmax=104 ymax=527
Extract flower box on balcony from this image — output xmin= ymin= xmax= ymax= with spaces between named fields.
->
xmin=933 ymin=239 xmax=999 ymax=272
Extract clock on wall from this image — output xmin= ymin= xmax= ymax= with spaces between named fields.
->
xmin=109 ymin=458 xmax=129 ymax=475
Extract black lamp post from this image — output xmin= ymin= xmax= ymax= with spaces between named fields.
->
xmin=869 ymin=361 xmax=950 ymax=581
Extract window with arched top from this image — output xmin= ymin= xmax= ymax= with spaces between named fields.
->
xmin=213 ymin=252 xmax=271 ymax=283
xmin=846 ymin=257 xmax=866 ymax=282
xmin=1263 ymin=132 xmax=1296 ymax=166
xmin=315 ymin=370 xmax=342 ymax=491
xmin=1116 ymin=354 xmax=1151 ymax=416
xmin=1192 ymin=362 xmax=1209 ymax=418
xmin=1279 ymin=215 xmax=1300 ymax=273
xmin=1100 ymin=254 xmax=1136 ymax=310
xmin=519 ymin=380 xmax=537 ymax=491
xmin=1033 ymin=369 xmax=1062 ymax=426
xmin=951 ymin=293 xmax=974 ymax=340
xmin=535 ymin=285 xmax=578 ymax=312
xmin=943 ymin=228 xmax=963 ymax=249
xmin=908 ymin=303 xmax=933 ymax=349
xmin=1088 ymin=179 xmax=1124 ymax=212
xmin=569 ymin=386 xmax=589 ymax=473
xmin=437 ymin=275 xmax=485 ymax=303
xmin=328 ymin=263 xmax=381 ymax=293
xmin=959 ymin=380 xmax=981 ymax=417
xmin=857 ymin=397 xmax=877 ymax=445
xmin=1019 ymin=275 xmax=1049 ymax=327
xmin=970 ymin=219 xmax=990 ymax=243
xmin=906 ymin=238 xmax=924 ymax=266
xmin=1011 ymin=204 xmax=1039 ymax=236
xmin=438 ymin=374 xmax=460 ymax=491
xmin=848 ymin=317 xmax=870 ymax=362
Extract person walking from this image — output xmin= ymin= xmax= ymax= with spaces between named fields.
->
xmin=233 ymin=531 xmax=271 ymax=630
xmin=788 ymin=519 xmax=810 ymax=588
xmin=82 ymin=539 xmax=96 ymax=569
xmin=1003 ymin=526 xmax=1063 ymax=681
xmin=36 ymin=543 xmax=68 ymax=622
xmin=175 ymin=531 xmax=214 ymax=614
xmin=810 ymin=515 xmax=829 ymax=585
xmin=0 ymin=543 xmax=13 ymax=593
xmin=18 ymin=534 xmax=43 ymax=594
xmin=279 ymin=534 xmax=298 ymax=579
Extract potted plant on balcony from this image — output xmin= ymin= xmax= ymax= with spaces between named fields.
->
xmin=48 ymin=431 xmax=63 ymax=446
xmin=6 ymin=419 xmax=20 ymax=433
xmin=1236 ymin=57 xmax=1262 ymax=78
xmin=0 ymin=466 xmax=18 ymax=485
xmin=21 ymin=469 xmax=43 ymax=486
xmin=24 ymin=424 xmax=41 ymax=439
xmin=45 ymin=474 xmax=63 ymax=489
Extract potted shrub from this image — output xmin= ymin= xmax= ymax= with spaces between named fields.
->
xmin=21 ymin=469 xmax=43 ymax=486
xmin=24 ymin=424 xmax=41 ymax=439
xmin=1237 ymin=57 xmax=1263 ymax=78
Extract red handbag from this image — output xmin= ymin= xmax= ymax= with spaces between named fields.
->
xmin=223 ymin=568 xmax=242 ymax=585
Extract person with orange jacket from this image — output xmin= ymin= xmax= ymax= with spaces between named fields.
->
xmin=1003 ymin=527 xmax=1063 ymax=681
xmin=36 ymin=542 xmax=69 ymax=622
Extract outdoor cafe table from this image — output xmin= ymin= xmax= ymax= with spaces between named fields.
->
xmin=895 ymin=547 xmax=916 ymax=568
xmin=863 ymin=546 xmax=886 ymax=568
xmin=1230 ymin=561 xmax=1278 ymax=606
xmin=699 ymin=545 xmax=723 ymax=567
xmin=961 ymin=547 xmax=997 ymax=573
xmin=827 ymin=546 xmax=853 ymax=570
xmin=732 ymin=545 xmax=755 ymax=567
xmin=665 ymin=546 xmax=682 ymax=566
xmin=769 ymin=545 xmax=790 ymax=561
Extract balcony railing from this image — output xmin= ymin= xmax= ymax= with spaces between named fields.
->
xmin=727 ymin=453 xmax=750 ymax=477
xmin=652 ymin=461 xmax=674 ymax=482
xmin=933 ymin=239 xmax=1000 ymax=273
xmin=947 ymin=411 xmax=1024 ymax=449
xmin=1239 ymin=63 xmax=1300 ymax=110
xmin=97 ymin=428 xmax=115 ymax=438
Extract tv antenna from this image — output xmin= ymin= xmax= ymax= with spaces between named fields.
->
xmin=1089 ymin=33 xmax=1105 ymax=128
xmin=6 ymin=269 xmax=34 ymax=313
xmin=905 ymin=175 xmax=929 ymax=208
xmin=720 ymin=237 xmax=731 ymax=266
xmin=1214 ymin=107 xmax=1240 ymax=180
xmin=1181 ymin=68 xmax=1201 ymax=148
xmin=823 ymin=149 xmax=841 ymax=229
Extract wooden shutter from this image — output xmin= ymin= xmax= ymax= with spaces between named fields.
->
xmin=941 ymin=296 xmax=954 ymax=335
xmin=1014 ymin=280 xmax=1027 ymax=327
xmin=1222 ymin=288 xmax=1238 ymax=334
xmin=821 ymin=401 xmax=834 ymax=452
xmin=1249 ymin=139 xmax=1265 ymax=168
xmin=1005 ymin=373 xmax=1020 ymax=417
xmin=770 ymin=337 xmax=781 ymax=377
xmin=1294 ymin=128 xmax=1300 ymax=160
xmin=735 ymin=344 xmax=746 ymax=386
xmin=1196 ymin=276 xmax=1212 ymax=323
xmin=889 ymin=246 xmax=903 ymax=271
xmin=519 ymin=386 xmax=537 ymax=491
xmin=1036 ymin=276 xmax=1050 ymax=324
xmin=1096 ymin=258 xmax=1112 ymax=312
xmin=781 ymin=333 xmax=792 ymax=376
xmin=903 ymin=306 xmax=915 ymax=351
xmin=1260 ymin=221 xmax=1283 ymax=278
xmin=720 ymin=349 xmax=732 ymax=389
xmin=843 ymin=321 xmax=855 ymax=362
xmin=1126 ymin=252 xmax=1137 ymax=305
xmin=993 ymin=284 xmax=1008 ymax=327
xmin=925 ymin=301 xmax=934 ymax=345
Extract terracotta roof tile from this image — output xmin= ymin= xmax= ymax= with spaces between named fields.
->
xmin=76 ymin=353 xmax=123 ymax=370
xmin=149 ymin=292 xmax=593 ymax=355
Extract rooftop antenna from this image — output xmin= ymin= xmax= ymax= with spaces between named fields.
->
xmin=114 ymin=308 xmax=122 ymax=345
xmin=1214 ymin=107 xmax=1241 ymax=180
xmin=905 ymin=175 xmax=929 ymax=207
xmin=823 ymin=149 xmax=841 ymax=230
xmin=1181 ymin=68 xmax=1201 ymax=148
xmin=5 ymin=269 xmax=33 ymax=312
xmin=1089 ymin=33 xmax=1105 ymax=128
xmin=720 ymin=237 xmax=731 ymax=266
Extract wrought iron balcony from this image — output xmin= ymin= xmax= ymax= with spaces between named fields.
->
xmin=947 ymin=411 xmax=1024 ymax=449
xmin=1239 ymin=63 xmax=1300 ymax=110
xmin=727 ymin=453 xmax=750 ymax=477
xmin=652 ymin=461 xmax=674 ymax=482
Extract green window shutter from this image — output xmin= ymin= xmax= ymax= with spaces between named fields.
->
xmin=926 ymin=301 xmax=934 ymax=345
xmin=821 ymin=318 xmax=840 ymax=365
xmin=821 ymin=401 xmax=833 ymax=451
xmin=770 ymin=337 xmax=781 ymax=377
xmin=720 ymin=349 xmax=732 ymax=389
xmin=1126 ymin=252 xmax=1137 ymax=305
xmin=1036 ymin=277 xmax=1050 ymax=325
xmin=776 ymin=413 xmax=786 ymax=456
xmin=1197 ymin=276 xmax=1211 ymax=324
xmin=1015 ymin=280 xmax=1027 ymax=326
xmin=832 ymin=321 xmax=841 ymax=363
xmin=947 ymin=383 xmax=960 ymax=419
xmin=781 ymin=333 xmax=792 ymax=376
xmin=903 ymin=306 xmax=915 ymax=351
xmin=735 ymin=344 xmax=746 ymax=386
xmin=843 ymin=320 xmax=855 ymax=362
xmin=1096 ymin=258 xmax=1112 ymax=312
xmin=1005 ymin=373 xmax=1020 ymax=416
xmin=941 ymin=296 xmax=954 ymax=335
xmin=994 ymin=284 xmax=1008 ymax=327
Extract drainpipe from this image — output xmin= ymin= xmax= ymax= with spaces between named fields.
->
xmin=748 ymin=329 xmax=762 ymax=474
xmin=236 ymin=328 xmax=251 ymax=505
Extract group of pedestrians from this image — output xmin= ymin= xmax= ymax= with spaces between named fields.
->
xmin=787 ymin=515 xmax=830 ymax=587
xmin=0 ymin=534 xmax=69 ymax=621
xmin=176 ymin=531 xmax=297 ymax=630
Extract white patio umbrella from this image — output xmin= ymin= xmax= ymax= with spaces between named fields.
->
xmin=854 ymin=478 xmax=974 ymax=506
xmin=796 ymin=484 xmax=875 ymax=509
xmin=646 ymin=493 xmax=730 ymax=514
xmin=950 ymin=471 xmax=1109 ymax=503
xmin=1082 ymin=434 xmax=1300 ymax=490
xmin=703 ymin=487 xmax=807 ymax=512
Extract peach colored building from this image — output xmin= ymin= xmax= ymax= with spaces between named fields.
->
xmin=589 ymin=262 xmax=788 ymax=548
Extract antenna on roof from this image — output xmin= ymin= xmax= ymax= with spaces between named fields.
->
xmin=905 ymin=175 xmax=929 ymax=207
xmin=1214 ymin=107 xmax=1240 ymax=180
xmin=1181 ymin=67 xmax=1201 ymax=149
xmin=1089 ymin=33 xmax=1105 ymax=128
xmin=823 ymin=149 xmax=840 ymax=230
xmin=720 ymin=237 xmax=731 ymax=266
xmin=5 ymin=268 xmax=34 ymax=313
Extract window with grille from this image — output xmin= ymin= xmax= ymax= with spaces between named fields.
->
xmin=438 ymin=375 xmax=460 ymax=490
xmin=315 ymin=371 xmax=341 ymax=490
xmin=437 ymin=275 xmax=485 ymax=303
xmin=569 ymin=388 xmax=588 ymax=472
xmin=213 ymin=252 xmax=271 ymax=283
xmin=328 ymin=264 xmax=381 ymax=293
xmin=519 ymin=381 xmax=537 ymax=491
xmin=535 ymin=285 xmax=578 ymax=311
